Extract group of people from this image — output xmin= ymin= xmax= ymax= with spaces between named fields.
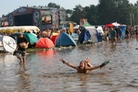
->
xmin=104 ymin=25 xmax=138 ymax=45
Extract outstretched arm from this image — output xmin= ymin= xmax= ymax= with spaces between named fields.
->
xmin=85 ymin=66 xmax=100 ymax=70
xmin=85 ymin=61 xmax=110 ymax=70
xmin=60 ymin=59 xmax=78 ymax=69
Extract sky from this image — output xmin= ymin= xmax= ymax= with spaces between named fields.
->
xmin=0 ymin=0 xmax=137 ymax=17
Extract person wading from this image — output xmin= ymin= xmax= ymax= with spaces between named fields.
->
xmin=13 ymin=33 xmax=29 ymax=70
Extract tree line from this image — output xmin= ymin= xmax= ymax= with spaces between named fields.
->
xmin=48 ymin=0 xmax=138 ymax=25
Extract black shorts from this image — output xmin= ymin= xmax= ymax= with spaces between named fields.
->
xmin=13 ymin=50 xmax=26 ymax=58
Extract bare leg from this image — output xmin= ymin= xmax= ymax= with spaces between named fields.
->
xmin=17 ymin=55 xmax=23 ymax=67
xmin=22 ymin=56 xmax=27 ymax=71
xmin=23 ymin=57 xmax=26 ymax=66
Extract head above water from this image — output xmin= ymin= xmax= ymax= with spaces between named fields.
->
xmin=79 ymin=61 xmax=85 ymax=68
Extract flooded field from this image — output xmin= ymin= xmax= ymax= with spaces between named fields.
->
xmin=0 ymin=39 xmax=138 ymax=92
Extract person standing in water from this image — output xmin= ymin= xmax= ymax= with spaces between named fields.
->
xmin=13 ymin=33 xmax=29 ymax=69
xmin=60 ymin=58 xmax=109 ymax=73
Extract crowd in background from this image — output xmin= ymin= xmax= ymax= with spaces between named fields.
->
xmin=1 ymin=25 xmax=138 ymax=46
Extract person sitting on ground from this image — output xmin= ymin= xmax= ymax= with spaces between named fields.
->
xmin=60 ymin=58 xmax=109 ymax=73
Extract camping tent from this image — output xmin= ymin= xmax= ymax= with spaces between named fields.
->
xmin=50 ymin=33 xmax=59 ymax=45
xmin=23 ymin=33 xmax=38 ymax=47
xmin=118 ymin=26 xmax=126 ymax=39
xmin=83 ymin=22 xmax=98 ymax=43
xmin=96 ymin=26 xmax=104 ymax=36
xmin=55 ymin=32 xmax=76 ymax=47
xmin=0 ymin=35 xmax=17 ymax=53
xmin=77 ymin=27 xmax=91 ymax=44
xmin=35 ymin=38 xmax=54 ymax=49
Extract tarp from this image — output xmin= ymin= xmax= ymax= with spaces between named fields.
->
xmin=35 ymin=38 xmax=54 ymax=49
xmin=55 ymin=32 xmax=76 ymax=47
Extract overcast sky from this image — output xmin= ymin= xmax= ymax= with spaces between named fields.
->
xmin=0 ymin=0 xmax=137 ymax=17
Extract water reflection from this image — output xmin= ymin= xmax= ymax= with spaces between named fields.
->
xmin=36 ymin=49 xmax=56 ymax=58
xmin=16 ymin=68 xmax=31 ymax=92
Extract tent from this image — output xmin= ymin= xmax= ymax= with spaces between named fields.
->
xmin=77 ymin=27 xmax=91 ymax=44
xmin=83 ymin=22 xmax=98 ymax=43
xmin=55 ymin=32 xmax=76 ymax=47
xmin=23 ymin=33 xmax=38 ymax=47
xmin=0 ymin=35 xmax=17 ymax=53
xmin=50 ymin=33 xmax=59 ymax=45
xmin=35 ymin=38 xmax=54 ymax=49
xmin=118 ymin=26 xmax=126 ymax=39
xmin=73 ymin=25 xmax=80 ymax=29
xmin=83 ymin=22 xmax=92 ymax=26
xmin=96 ymin=26 xmax=104 ymax=36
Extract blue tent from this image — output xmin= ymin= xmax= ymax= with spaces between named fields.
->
xmin=55 ymin=32 xmax=76 ymax=47
xmin=118 ymin=26 xmax=126 ymax=39
xmin=96 ymin=30 xmax=102 ymax=42
xmin=77 ymin=27 xmax=91 ymax=44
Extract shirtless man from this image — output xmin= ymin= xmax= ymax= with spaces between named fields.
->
xmin=60 ymin=58 xmax=109 ymax=73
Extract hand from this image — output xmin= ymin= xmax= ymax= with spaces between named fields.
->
xmin=100 ymin=61 xmax=110 ymax=68
xmin=60 ymin=59 xmax=65 ymax=63
xmin=85 ymin=57 xmax=90 ymax=63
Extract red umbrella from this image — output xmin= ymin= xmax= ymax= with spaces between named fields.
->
xmin=105 ymin=23 xmax=114 ymax=27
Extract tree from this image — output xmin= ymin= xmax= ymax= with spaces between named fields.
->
xmin=70 ymin=5 xmax=85 ymax=24
xmin=98 ymin=0 xmax=131 ymax=25
xmin=48 ymin=2 xmax=60 ymax=8
xmin=66 ymin=9 xmax=73 ymax=21
xmin=84 ymin=5 xmax=99 ymax=25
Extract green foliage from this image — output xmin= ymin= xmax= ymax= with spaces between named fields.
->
xmin=48 ymin=2 xmax=60 ymax=8
xmin=47 ymin=1 xmax=138 ymax=25
xmin=70 ymin=5 xmax=85 ymax=24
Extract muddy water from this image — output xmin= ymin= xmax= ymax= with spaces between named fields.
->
xmin=0 ymin=39 xmax=138 ymax=92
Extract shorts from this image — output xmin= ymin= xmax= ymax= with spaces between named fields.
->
xmin=13 ymin=50 xmax=26 ymax=58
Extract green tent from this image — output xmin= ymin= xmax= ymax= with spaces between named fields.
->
xmin=83 ymin=22 xmax=92 ymax=26
xmin=23 ymin=33 xmax=38 ymax=44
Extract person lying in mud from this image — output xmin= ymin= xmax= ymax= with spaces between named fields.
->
xmin=60 ymin=58 xmax=109 ymax=73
